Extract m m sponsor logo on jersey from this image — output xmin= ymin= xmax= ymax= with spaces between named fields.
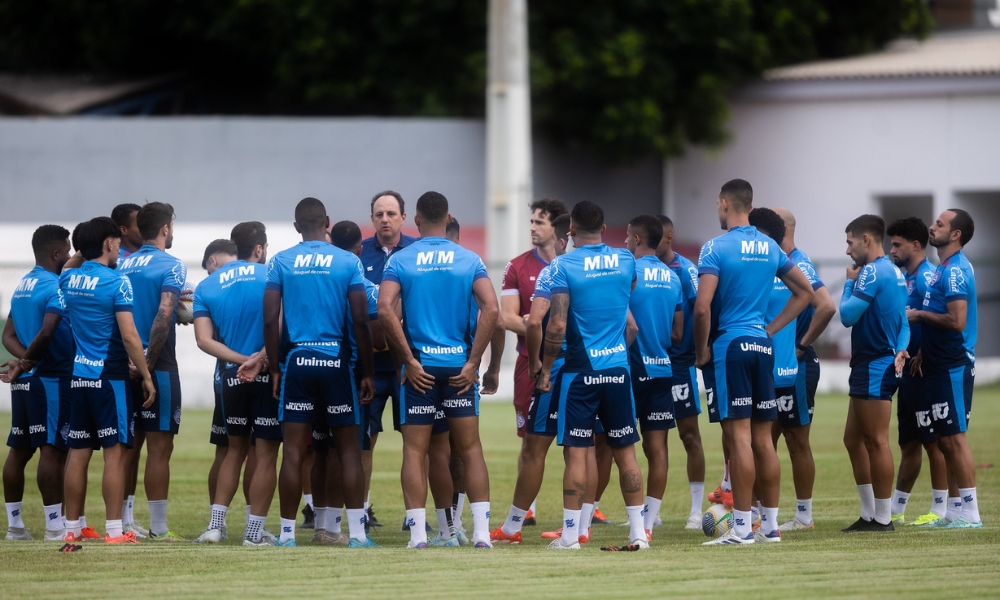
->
xmin=66 ymin=273 xmax=100 ymax=291
xmin=118 ymin=255 xmax=153 ymax=270
xmin=643 ymin=267 xmax=672 ymax=283
xmin=740 ymin=240 xmax=770 ymax=262
xmin=220 ymin=264 xmax=256 ymax=285
xmin=416 ymin=250 xmax=454 ymax=266
xmin=13 ymin=277 xmax=37 ymax=295
xmin=293 ymin=253 xmax=334 ymax=270
xmin=584 ymin=253 xmax=622 ymax=277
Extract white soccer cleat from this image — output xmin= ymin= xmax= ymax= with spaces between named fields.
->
xmin=546 ymin=539 xmax=581 ymax=550
xmin=127 ymin=522 xmax=150 ymax=538
xmin=685 ymin=513 xmax=702 ymax=530
xmin=702 ymin=528 xmax=755 ymax=546
xmin=5 ymin=527 xmax=33 ymax=540
xmin=628 ymin=538 xmax=650 ymax=550
xmin=428 ymin=533 xmax=460 ymax=547
xmin=260 ymin=530 xmax=278 ymax=544
xmin=778 ymin=517 xmax=815 ymax=531
xmin=194 ymin=528 xmax=224 ymax=544
xmin=44 ymin=528 xmax=67 ymax=541
xmin=753 ymin=528 xmax=782 ymax=543
xmin=243 ymin=535 xmax=275 ymax=547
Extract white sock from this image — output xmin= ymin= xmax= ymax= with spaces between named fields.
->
xmin=456 ymin=493 xmax=467 ymax=521
xmin=626 ymin=505 xmax=646 ymax=542
xmin=246 ymin=514 xmax=266 ymax=542
xmin=303 ymin=494 xmax=313 ymax=510
xmin=347 ymin=508 xmax=366 ymax=541
xmin=106 ymin=519 xmax=123 ymax=538
xmin=279 ymin=517 xmax=295 ymax=543
xmin=761 ymin=506 xmax=779 ymax=533
xmin=873 ymin=498 xmax=891 ymax=525
xmin=720 ymin=460 xmax=732 ymax=493
xmin=79 ymin=515 xmax=87 ymax=528
xmin=501 ymin=505 xmax=528 ymax=536
xmin=689 ymin=482 xmax=705 ymax=514
xmin=406 ymin=509 xmax=427 ymax=545
xmin=43 ymin=503 xmax=63 ymax=531
xmin=931 ymin=489 xmax=947 ymax=517
xmin=643 ymin=496 xmax=661 ymax=531
xmin=750 ymin=504 xmax=760 ymax=522
xmin=529 ymin=498 xmax=536 ymax=514
xmin=436 ymin=508 xmax=453 ymax=539
xmin=891 ymin=490 xmax=910 ymax=517
xmin=66 ymin=519 xmax=82 ymax=537
xmin=210 ymin=504 xmax=228 ymax=530
xmin=148 ymin=499 xmax=168 ymax=536
xmin=126 ymin=495 xmax=135 ymax=524
xmin=732 ymin=509 xmax=751 ymax=538
xmin=6 ymin=502 xmax=24 ymax=528
xmin=959 ymin=487 xmax=980 ymax=523
xmin=122 ymin=501 xmax=129 ymax=525
xmin=313 ymin=507 xmax=327 ymax=532
xmin=946 ymin=497 xmax=962 ymax=521
xmin=560 ymin=508 xmax=581 ymax=546
xmin=329 ymin=508 xmax=343 ymax=533
xmin=857 ymin=484 xmax=875 ymax=521
xmin=795 ymin=498 xmax=813 ymax=524
xmin=580 ymin=502 xmax=595 ymax=533
xmin=470 ymin=501 xmax=490 ymax=544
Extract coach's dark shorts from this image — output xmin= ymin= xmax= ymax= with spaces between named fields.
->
xmin=8 ymin=375 xmax=70 ymax=451
xmin=368 ymin=372 xmax=401 ymax=434
xmin=848 ymin=356 xmax=898 ymax=401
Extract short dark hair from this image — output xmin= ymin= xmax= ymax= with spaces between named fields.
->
xmin=111 ymin=203 xmax=141 ymax=228
xmin=230 ymin=221 xmax=267 ymax=261
xmin=32 ymin=224 xmax=70 ymax=261
xmin=946 ymin=208 xmax=975 ymax=246
xmin=416 ymin=191 xmax=449 ymax=224
xmin=529 ymin=198 xmax=568 ymax=224
xmin=749 ymin=207 xmax=786 ymax=245
xmin=446 ymin=218 xmax=460 ymax=237
xmin=657 ymin=215 xmax=673 ymax=229
xmin=202 ymin=239 xmax=237 ymax=270
xmin=370 ymin=190 xmax=404 ymax=215
xmin=886 ymin=217 xmax=928 ymax=248
xmin=136 ymin=202 xmax=175 ymax=241
xmin=845 ymin=214 xmax=885 ymax=242
xmin=295 ymin=197 xmax=327 ymax=229
xmin=571 ymin=201 xmax=604 ymax=234
xmin=76 ymin=217 xmax=121 ymax=260
xmin=720 ymin=179 xmax=753 ymax=213
xmin=629 ymin=215 xmax=663 ymax=249
xmin=330 ymin=220 xmax=363 ymax=251
xmin=553 ymin=214 xmax=571 ymax=242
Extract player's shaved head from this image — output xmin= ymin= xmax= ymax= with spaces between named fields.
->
xmin=719 ymin=179 xmax=753 ymax=213
xmin=295 ymin=197 xmax=327 ymax=230
xmin=330 ymin=220 xmax=363 ymax=252
xmin=571 ymin=201 xmax=605 ymax=234
xmin=416 ymin=191 xmax=449 ymax=224
xmin=773 ymin=207 xmax=795 ymax=230
xmin=749 ymin=207 xmax=786 ymax=246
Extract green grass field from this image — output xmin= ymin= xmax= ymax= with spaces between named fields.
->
xmin=1 ymin=387 xmax=998 ymax=599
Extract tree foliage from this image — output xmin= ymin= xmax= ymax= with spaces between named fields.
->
xmin=0 ymin=0 xmax=931 ymax=160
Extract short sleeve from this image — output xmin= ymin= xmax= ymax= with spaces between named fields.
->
xmin=534 ymin=266 xmax=553 ymax=300
xmin=162 ymin=260 xmax=185 ymax=295
xmin=549 ymin=257 xmax=569 ymax=295
xmin=853 ymin=263 xmax=878 ymax=302
xmin=944 ymin=265 xmax=970 ymax=301
xmin=192 ymin=281 xmax=210 ymax=319
xmin=797 ymin=260 xmax=824 ymax=290
xmin=501 ymin=260 xmax=520 ymax=295
xmin=265 ymin=256 xmax=282 ymax=291
xmin=115 ymin=275 xmax=134 ymax=312
xmin=381 ymin=255 xmax=400 ymax=284
xmin=45 ymin=287 xmax=66 ymax=316
xmin=697 ymin=240 xmax=720 ymax=277
xmin=686 ymin=264 xmax=699 ymax=296
xmin=365 ymin=282 xmax=379 ymax=319
xmin=473 ymin=256 xmax=489 ymax=282
xmin=347 ymin=256 xmax=366 ymax=293
xmin=775 ymin=248 xmax=792 ymax=277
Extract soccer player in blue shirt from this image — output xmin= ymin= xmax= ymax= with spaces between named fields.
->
xmin=695 ymin=180 xmax=813 ymax=545
xmin=378 ymin=191 xmax=503 ymax=549
xmin=839 ymin=214 xmax=910 ymax=532
xmin=265 ymin=198 xmax=376 ymax=547
xmin=885 ymin=217 xmax=948 ymax=526
xmin=59 ymin=217 xmax=155 ymax=544
xmin=1 ymin=225 xmax=74 ymax=541
xmin=907 ymin=209 xmax=981 ymax=528
xmin=116 ymin=202 xmax=187 ymax=541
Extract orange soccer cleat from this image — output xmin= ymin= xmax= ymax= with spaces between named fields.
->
xmin=489 ymin=527 xmax=522 ymax=545
xmin=105 ymin=531 xmax=140 ymax=544
xmin=80 ymin=526 xmax=102 ymax=540
xmin=707 ymin=486 xmax=734 ymax=510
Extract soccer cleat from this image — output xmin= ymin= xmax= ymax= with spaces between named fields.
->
xmin=778 ymin=518 xmax=815 ymax=531
xmin=193 ymin=528 xmax=224 ymax=544
xmin=921 ymin=517 xmax=952 ymax=528
xmin=367 ymin=505 xmax=383 ymax=528
xmin=407 ymin=541 xmax=429 ymax=549
xmin=754 ymin=528 xmax=782 ymax=543
xmin=684 ymin=513 xmax=701 ymax=530
xmin=592 ymin=509 xmax=612 ymax=525
xmin=242 ymin=536 xmax=275 ymax=547
xmin=474 ymin=540 xmax=493 ymax=549
xmin=275 ymin=537 xmax=298 ymax=547
xmin=62 ymin=531 xmax=85 ymax=542
xmin=702 ymin=528 xmax=755 ymax=545
xmin=911 ymin=512 xmax=944 ymax=526
xmin=841 ymin=517 xmax=872 ymax=532
xmin=428 ymin=533 xmax=460 ymax=547
xmin=940 ymin=518 xmax=983 ymax=529
xmin=312 ymin=530 xmax=349 ymax=546
xmin=80 ymin=526 xmax=102 ymax=540
xmin=300 ymin=505 xmax=315 ymax=530
xmin=628 ymin=538 xmax=650 ymax=550
xmin=891 ymin=513 xmax=905 ymax=525
xmin=580 ymin=528 xmax=592 ymax=544
xmin=540 ymin=528 xmax=562 ymax=539
xmin=6 ymin=527 xmax=33 ymax=540
xmin=707 ymin=486 xmax=734 ymax=510
xmin=865 ymin=520 xmax=895 ymax=532
xmin=546 ymin=538 xmax=580 ymax=550
xmin=489 ymin=527 xmax=522 ymax=545
xmin=654 ymin=516 xmax=663 ymax=527
xmin=105 ymin=531 xmax=140 ymax=544
xmin=454 ymin=526 xmax=470 ymax=546
xmin=124 ymin=523 xmax=148 ymax=539
xmin=348 ymin=535 xmax=380 ymax=547
xmin=149 ymin=529 xmax=186 ymax=541
xmin=523 ymin=509 xmax=536 ymax=526
xmin=44 ymin=528 xmax=67 ymax=541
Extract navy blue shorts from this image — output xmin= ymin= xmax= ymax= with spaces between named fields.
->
xmin=399 ymin=365 xmax=479 ymax=426
xmin=210 ymin=390 xmax=228 ymax=446
xmin=897 ymin=373 xmax=935 ymax=445
xmin=137 ymin=370 xmax=182 ymax=433
xmin=222 ymin=368 xmax=281 ymax=441
xmin=279 ymin=348 xmax=359 ymax=429
xmin=925 ymin=365 xmax=974 ymax=437
xmin=702 ymin=333 xmax=776 ymax=423
xmin=68 ymin=378 xmax=133 ymax=449
xmin=632 ymin=375 xmax=675 ymax=433
xmin=526 ymin=359 xmax=565 ymax=437
xmin=557 ymin=366 xmax=639 ymax=449
xmin=368 ymin=372 xmax=401 ymax=434
xmin=775 ymin=384 xmax=810 ymax=429
xmin=667 ymin=365 xmax=701 ymax=420
xmin=310 ymin=418 xmax=329 ymax=451
xmin=8 ymin=376 xmax=71 ymax=451
xmin=431 ymin=407 xmax=450 ymax=435
xmin=848 ymin=356 xmax=898 ymax=400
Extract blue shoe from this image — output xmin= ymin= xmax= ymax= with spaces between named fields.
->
xmin=943 ymin=518 xmax=983 ymax=529
xmin=428 ymin=533 xmax=460 ymax=547
xmin=276 ymin=537 xmax=298 ymax=547
xmin=474 ymin=540 xmax=493 ymax=549
xmin=407 ymin=541 xmax=429 ymax=549
xmin=348 ymin=535 xmax=380 ymax=547
xmin=702 ymin=529 xmax=755 ymax=545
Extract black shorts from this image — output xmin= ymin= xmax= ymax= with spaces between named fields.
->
xmin=222 ymin=367 xmax=281 ymax=441
xmin=210 ymin=390 xmax=228 ymax=446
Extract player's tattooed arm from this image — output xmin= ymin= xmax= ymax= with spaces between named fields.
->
xmin=144 ymin=290 xmax=178 ymax=369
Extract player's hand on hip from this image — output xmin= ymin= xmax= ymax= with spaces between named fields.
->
xmin=535 ymin=369 xmax=551 ymax=393
xmin=894 ymin=350 xmax=909 ymax=376
xmin=359 ymin=376 xmax=375 ymax=405
xmin=449 ymin=362 xmax=479 ymax=395
xmin=271 ymin=370 xmax=282 ymax=400
xmin=404 ymin=359 xmax=434 ymax=393
xmin=141 ymin=377 xmax=156 ymax=408
xmin=481 ymin=369 xmax=500 ymax=395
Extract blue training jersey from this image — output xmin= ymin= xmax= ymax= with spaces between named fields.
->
xmin=666 ymin=252 xmax=699 ymax=368
xmin=698 ymin=226 xmax=792 ymax=340
xmin=842 ymin=256 xmax=909 ymax=367
xmin=192 ymin=260 xmax=266 ymax=369
xmin=8 ymin=266 xmax=75 ymax=377
xmin=921 ymin=250 xmax=976 ymax=371
xmin=629 ymin=255 xmax=683 ymax=378
xmin=537 ymin=243 xmax=635 ymax=372
xmin=766 ymin=276 xmax=797 ymax=387
xmin=59 ymin=262 xmax=134 ymax=379
xmin=788 ymin=248 xmax=825 ymax=348
xmin=905 ymin=258 xmax=935 ymax=357
xmin=382 ymin=237 xmax=489 ymax=368
xmin=266 ymin=240 xmax=367 ymax=360
xmin=116 ymin=245 xmax=186 ymax=372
